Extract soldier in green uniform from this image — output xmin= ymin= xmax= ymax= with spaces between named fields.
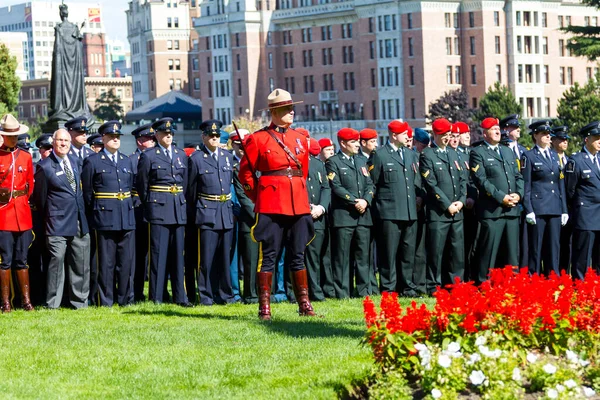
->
xmin=469 ymin=118 xmax=524 ymax=283
xmin=411 ymin=128 xmax=430 ymax=294
xmin=326 ymin=128 xmax=375 ymax=298
xmin=420 ymin=119 xmax=467 ymax=292
xmin=368 ymin=120 xmax=423 ymax=296
xmin=304 ymin=137 xmax=331 ymax=301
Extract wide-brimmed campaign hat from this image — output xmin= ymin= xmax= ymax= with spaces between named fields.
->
xmin=0 ymin=114 xmax=29 ymax=136
xmin=260 ymin=89 xmax=303 ymax=111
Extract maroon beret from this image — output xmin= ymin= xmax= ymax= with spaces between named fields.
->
xmin=337 ymin=128 xmax=360 ymax=141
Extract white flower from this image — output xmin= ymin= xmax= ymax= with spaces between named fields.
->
xmin=447 ymin=341 xmax=460 ymax=353
xmin=467 ymin=353 xmax=481 ymax=365
xmin=414 ymin=343 xmax=428 ymax=352
xmin=475 ymin=336 xmax=487 ymax=346
xmin=490 ymin=349 xmax=502 ymax=358
xmin=564 ymin=380 xmax=577 ymax=389
xmin=431 ymin=388 xmax=442 ymax=399
xmin=478 ymin=345 xmax=489 ymax=355
xmin=512 ymin=368 xmax=522 ymax=382
xmin=543 ymin=363 xmax=557 ymax=374
xmin=420 ymin=354 xmax=431 ymax=367
xmin=583 ymin=386 xmax=596 ymax=397
xmin=556 ymin=384 xmax=565 ymax=393
xmin=438 ymin=354 xmax=452 ymax=368
xmin=580 ymin=359 xmax=590 ymax=367
xmin=469 ymin=370 xmax=486 ymax=386
xmin=566 ymin=350 xmax=579 ymax=363
xmin=526 ymin=353 xmax=538 ymax=364
xmin=546 ymin=388 xmax=558 ymax=399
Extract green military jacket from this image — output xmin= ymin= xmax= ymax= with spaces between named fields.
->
xmin=469 ymin=143 xmax=524 ymax=219
xmin=419 ymin=146 xmax=467 ymax=221
xmin=457 ymin=146 xmax=478 ymax=201
xmin=307 ymin=156 xmax=331 ymax=230
xmin=326 ymin=152 xmax=374 ymax=228
xmin=232 ymin=159 xmax=255 ymax=233
xmin=368 ymin=142 xmax=421 ymax=222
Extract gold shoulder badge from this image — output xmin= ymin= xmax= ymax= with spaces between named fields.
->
xmin=327 ymin=172 xmax=336 ymax=181
xmin=471 ymin=164 xmax=480 ymax=173
xmin=368 ymin=164 xmax=374 ymax=172
xmin=82 ymin=120 xmax=86 ymax=127
xmin=149 ymin=128 xmax=154 ymax=133
xmin=422 ymin=170 xmax=430 ymax=178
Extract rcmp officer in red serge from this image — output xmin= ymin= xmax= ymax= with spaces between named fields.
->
xmin=0 ymin=114 xmax=35 ymax=312
xmin=82 ymin=121 xmax=136 ymax=306
xmin=65 ymin=116 xmax=94 ymax=160
xmin=137 ymin=117 xmax=191 ymax=306
xmin=239 ymin=88 xmax=315 ymax=320
xmin=565 ymin=121 xmax=600 ymax=279
xmin=129 ymin=123 xmax=155 ymax=302
xmin=187 ymin=120 xmax=236 ymax=305
xmin=521 ymin=120 xmax=569 ymax=276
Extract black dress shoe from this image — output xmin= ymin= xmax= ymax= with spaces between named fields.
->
xmin=178 ymin=302 xmax=195 ymax=308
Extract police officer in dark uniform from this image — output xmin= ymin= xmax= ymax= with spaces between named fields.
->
xmin=187 ymin=119 xmax=235 ymax=305
xmin=86 ymin=133 xmax=104 ymax=153
xmin=420 ymin=119 xmax=467 ymax=291
xmin=36 ymin=134 xmax=54 ymax=161
xmin=82 ymin=121 xmax=136 ymax=306
xmin=551 ymin=126 xmax=573 ymax=271
xmin=136 ymin=117 xmax=191 ymax=306
xmin=565 ymin=121 xmax=600 ymax=279
xmin=521 ymin=121 xmax=569 ymax=276
xmin=129 ymin=123 xmax=155 ymax=302
xmin=65 ymin=116 xmax=94 ymax=160
xmin=368 ymin=120 xmax=422 ymax=296
xmin=470 ymin=118 xmax=524 ymax=283
xmin=17 ymin=133 xmax=32 ymax=151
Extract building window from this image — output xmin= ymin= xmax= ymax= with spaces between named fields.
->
xmin=167 ymin=40 xmax=172 ymax=50
xmin=371 ymin=68 xmax=376 ymax=87
xmin=517 ymin=36 xmax=522 ymax=53
xmin=408 ymin=38 xmax=414 ymax=57
xmin=472 ymin=98 xmax=477 ymax=108
xmin=174 ymin=17 xmax=179 ymax=28
xmin=567 ymin=67 xmax=573 ymax=85
xmin=516 ymin=11 xmax=521 ymax=26
xmin=558 ymin=15 xmax=564 ymax=28
xmin=469 ymin=12 xmax=475 ymax=27
xmin=167 ymin=17 xmax=172 ymax=28
xmin=494 ymin=11 xmax=500 ymax=26
xmin=407 ymin=13 xmax=413 ymax=29
xmin=169 ymin=79 xmax=174 ymax=90
xmin=446 ymin=37 xmax=452 ymax=55
xmin=471 ymin=65 xmax=476 ymax=84
xmin=168 ymin=59 xmax=173 ymax=70
xmin=445 ymin=13 xmax=451 ymax=28
xmin=496 ymin=65 xmax=501 ymax=82
xmin=194 ymin=78 xmax=200 ymax=90
xmin=267 ymin=31 xmax=272 ymax=45
xmin=455 ymin=66 xmax=461 ymax=84
xmin=410 ymin=99 xmax=416 ymax=119
xmin=175 ymin=59 xmax=180 ymax=70
xmin=268 ymin=53 xmax=273 ymax=69
xmin=409 ymin=66 xmax=415 ymax=86
xmin=174 ymin=40 xmax=179 ymax=50
xmin=559 ymin=39 xmax=565 ymax=57
xmin=544 ymin=65 xmax=549 ymax=83
xmin=470 ymin=36 xmax=475 ymax=55
xmin=495 ymin=36 xmax=501 ymax=54
xmin=559 ymin=67 xmax=565 ymax=85
xmin=454 ymin=37 xmax=460 ymax=55
xmin=208 ymin=81 xmax=212 ymax=97
xmin=368 ymin=17 xmax=374 ymax=33
xmin=446 ymin=66 xmax=453 ymax=84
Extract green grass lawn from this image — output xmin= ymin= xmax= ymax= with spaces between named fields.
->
xmin=0 ymin=297 xmax=424 ymax=399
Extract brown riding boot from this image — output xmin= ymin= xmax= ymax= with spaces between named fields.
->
xmin=292 ymin=269 xmax=316 ymax=317
xmin=0 ymin=269 xmax=12 ymax=313
xmin=257 ymin=271 xmax=273 ymax=321
xmin=16 ymin=269 xmax=34 ymax=311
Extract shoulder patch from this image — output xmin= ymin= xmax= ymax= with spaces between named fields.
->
xmin=368 ymin=164 xmax=374 ymax=172
xmin=327 ymin=172 xmax=336 ymax=181
xmin=565 ymin=160 xmax=575 ymax=173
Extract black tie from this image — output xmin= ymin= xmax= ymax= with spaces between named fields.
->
xmin=212 ymin=153 xmax=218 ymax=167
xmin=165 ymin=149 xmax=171 ymax=160
xmin=399 ymin=147 xmax=404 ymax=161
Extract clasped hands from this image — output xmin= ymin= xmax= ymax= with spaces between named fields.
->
xmin=502 ymin=193 xmax=520 ymax=208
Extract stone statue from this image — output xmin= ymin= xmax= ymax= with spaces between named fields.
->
xmin=47 ymin=3 xmax=93 ymax=126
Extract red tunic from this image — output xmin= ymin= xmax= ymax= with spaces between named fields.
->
xmin=239 ymin=125 xmax=310 ymax=216
xmin=0 ymin=147 xmax=34 ymax=232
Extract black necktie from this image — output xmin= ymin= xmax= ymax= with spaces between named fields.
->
xmin=399 ymin=147 xmax=404 ymax=161
xmin=165 ymin=149 xmax=171 ymax=160
xmin=212 ymin=153 xmax=218 ymax=167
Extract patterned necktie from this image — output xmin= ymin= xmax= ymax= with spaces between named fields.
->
xmin=63 ymin=159 xmax=76 ymax=192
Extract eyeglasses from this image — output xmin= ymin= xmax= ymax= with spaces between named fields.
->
xmin=206 ymin=133 xmax=220 ymax=138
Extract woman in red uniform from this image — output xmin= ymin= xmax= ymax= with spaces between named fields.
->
xmin=0 ymin=114 xmax=35 ymax=312
xmin=239 ymin=89 xmax=315 ymax=320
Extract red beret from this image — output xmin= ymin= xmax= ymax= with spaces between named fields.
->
xmin=407 ymin=126 xmax=413 ymax=139
xmin=359 ymin=128 xmax=378 ymax=140
xmin=432 ymin=118 xmax=452 ymax=135
xmin=481 ymin=117 xmax=499 ymax=130
xmin=318 ymin=138 xmax=334 ymax=149
xmin=295 ymin=127 xmax=310 ymax=137
xmin=337 ymin=128 xmax=359 ymax=141
xmin=230 ymin=134 xmax=241 ymax=142
xmin=388 ymin=120 xmax=408 ymax=134
xmin=308 ymin=138 xmax=321 ymax=156
xmin=451 ymin=122 xmax=470 ymax=134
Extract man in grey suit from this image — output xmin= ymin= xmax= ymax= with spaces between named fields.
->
xmin=33 ymin=129 xmax=90 ymax=309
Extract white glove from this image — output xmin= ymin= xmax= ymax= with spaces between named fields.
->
xmin=525 ymin=212 xmax=536 ymax=225
xmin=561 ymin=213 xmax=569 ymax=226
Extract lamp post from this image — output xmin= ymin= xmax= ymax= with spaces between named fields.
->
xmin=360 ymin=103 xmax=364 ymax=120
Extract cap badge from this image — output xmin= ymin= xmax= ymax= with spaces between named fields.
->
xmin=113 ymin=124 xmax=118 ymax=131
xmin=166 ymin=121 xmax=171 ymax=128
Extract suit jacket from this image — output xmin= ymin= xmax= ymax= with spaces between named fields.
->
xmin=419 ymin=146 xmax=466 ymax=221
xmin=469 ymin=143 xmax=524 ymax=219
xmin=33 ymin=152 xmax=89 ymax=236
xmin=307 ymin=155 xmax=331 ymax=230
xmin=81 ymin=151 xmax=136 ymax=231
xmin=238 ymin=125 xmax=310 ymax=216
xmin=368 ymin=142 xmax=421 ymax=222
xmin=521 ymin=147 xmax=567 ymax=217
xmin=565 ymin=150 xmax=600 ymax=231
xmin=326 ymin=152 xmax=374 ymax=228
xmin=136 ymin=145 xmax=188 ymax=225
xmin=187 ymin=145 xmax=234 ymax=230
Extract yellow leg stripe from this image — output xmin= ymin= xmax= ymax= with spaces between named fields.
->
xmin=306 ymin=233 xmax=316 ymax=247
xmin=95 ymin=230 xmax=100 ymax=306
xmin=256 ymin=241 xmax=263 ymax=273
xmin=197 ymin=228 xmax=201 ymax=273
xmin=29 ymin=230 xmax=35 ymax=249
xmin=147 ymin=223 xmax=151 ymax=299
xmin=250 ymin=213 xmax=259 ymax=243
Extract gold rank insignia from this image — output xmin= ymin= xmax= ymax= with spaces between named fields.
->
xmin=166 ymin=121 xmax=171 ymax=128
xmin=243 ymin=184 xmax=251 ymax=191
xmin=516 ymin=159 xmax=521 ymax=169
xmin=156 ymin=149 xmax=161 ymax=154
xmin=327 ymin=172 xmax=336 ymax=180
xmin=211 ymin=123 xmax=217 ymax=131
xmin=113 ymin=124 xmax=118 ymax=131
xmin=101 ymin=155 xmax=105 ymax=159
xmin=471 ymin=164 xmax=480 ymax=173
xmin=81 ymin=120 xmax=86 ymax=127
xmin=435 ymin=194 xmax=440 ymax=199
xmin=422 ymin=170 xmax=430 ymax=178
xmin=368 ymin=164 xmax=374 ymax=172
xmin=345 ymin=194 xmax=350 ymax=199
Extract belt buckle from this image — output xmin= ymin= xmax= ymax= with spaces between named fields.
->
xmin=117 ymin=192 xmax=126 ymax=201
xmin=169 ymin=185 xmax=178 ymax=194
xmin=286 ymin=167 xmax=292 ymax=178
xmin=219 ymin=194 xmax=227 ymax=202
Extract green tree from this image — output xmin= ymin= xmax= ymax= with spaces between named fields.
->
xmin=93 ymin=89 xmax=124 ymax=122
xmin=555 ymin=77 xmax=600 ymax=153
xmin=0 ymin=43 xmax=22 ymax=117
xmin=562 ymin=0 xmax=600 ymax=60
xmin=476 ymin=82 xmax=522 ymax=122
xmin=425 ymin=89 xmax=477 ymax=125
